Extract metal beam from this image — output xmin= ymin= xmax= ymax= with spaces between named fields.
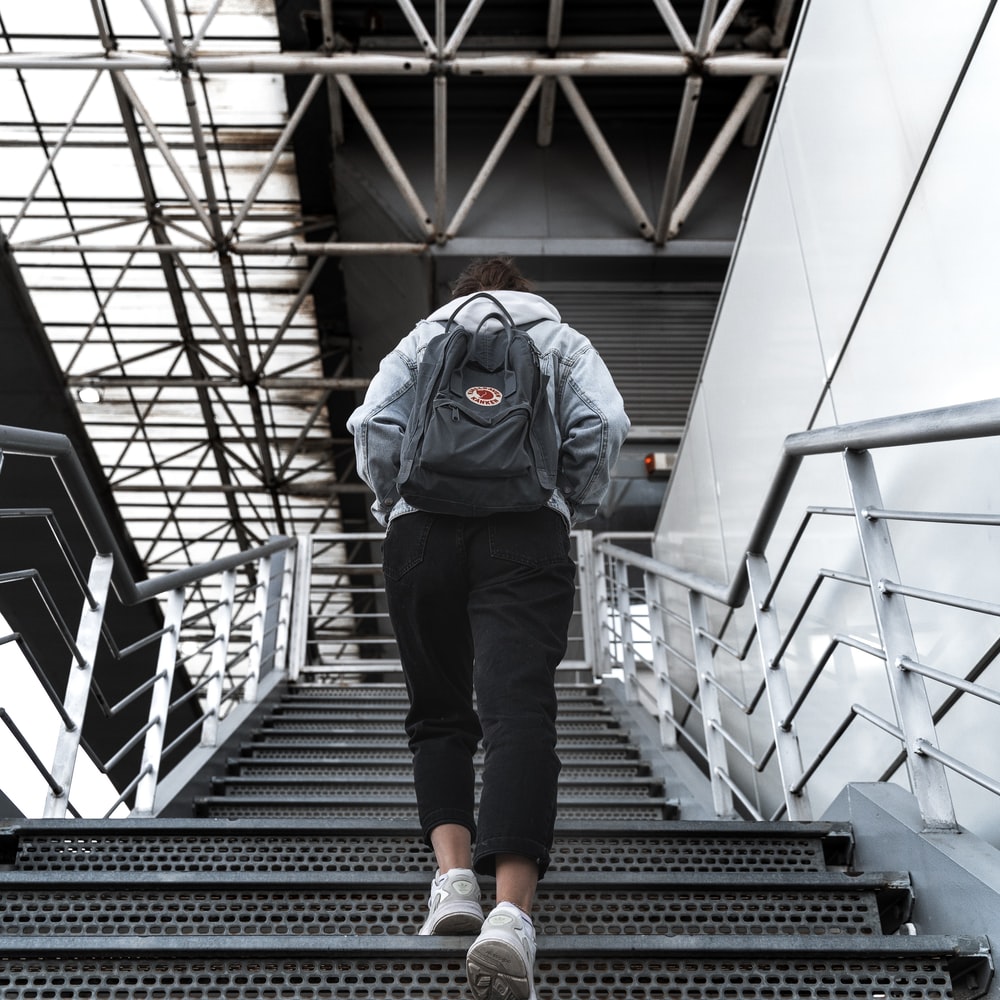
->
xmin=0 ymin=50 xmax=785 ymax=76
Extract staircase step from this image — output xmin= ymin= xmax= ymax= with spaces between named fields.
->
xmin=236 ymin=742 xmax=643 ymax=763
xmin=285 ymin=684 xmax=602 ymax=701
xmin=193 ymin=796 xmax=680 ymax=822
xmin=224 ymin=759 xmax=651 ymax=781
xmin=244 ymin=728 xmax=633 ymax=746
xmin=260 ymin=714 xmax=622 ymax=730
xmin=0 ymin=934 xmax=989 ymax=1000
xmin=0 ymin=871 xmax=910 ymax=939
xmin=2 ymin=820 xmax=852 ymax=874
xmin=208 ymin=774 xmax=663 ymax=799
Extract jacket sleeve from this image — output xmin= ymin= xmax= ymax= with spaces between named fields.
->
xmin=556 ymin=345 xmax=630 ymax=523
xmin=346 ymin=344 xmax=418 ymax=526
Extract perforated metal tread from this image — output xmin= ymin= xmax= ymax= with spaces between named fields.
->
xmin=208 ymin=775 xmax=664 ymax=800
xmin=226 ymin=760 xmax=650 ymax=781
xmin=2 ymin=821 xmax=851 ymax=874
xmin=284 ymin=685 xmax=603 ymax=703
xmin=260 ymin=716 xmax=623 ymax=732
xmin=0 ymin=872 xmax=906 ymax=939
xmin=246 ymin=728 xmax=633 ymax=747
xmin=237 ymin=744 xmax=643 ymax=763
xmin=193 ymin=797 xmax=679 ymax=821
xmin=0 ymin=952 xmax=970 ymax=1000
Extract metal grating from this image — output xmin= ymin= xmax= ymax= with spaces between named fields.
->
xmin=10 ymin=834 xmax=828 ymax=875
xmin=209 ymin=780 xmax=658 ymax=800
xmin=258 ymin=720 xmax=623 ymax=734
xmin=0 ymin=956 xmax=955 ymax=999
xmin=0 ymin=888 xmax=881 ymax=938
xmin=197 ymin=803 xmax=674 ymax=821
xmin=230 ymin=763 xmax=647 ymax=781
xmin=247 ymin=731 xmax=631 ymax=746
xmin=239 ymin=746 xmax=640 ymax=763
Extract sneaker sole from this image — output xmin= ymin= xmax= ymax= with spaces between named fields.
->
xmin=424 ymin=909 xmax=484 ymax=935
xmin=466 ymin=939 xmax=534 ymax=1000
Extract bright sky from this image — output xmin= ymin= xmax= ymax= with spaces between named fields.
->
xmin=1 ymin=612 xmax=129 ymax=818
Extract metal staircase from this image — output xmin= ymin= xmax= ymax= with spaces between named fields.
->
xmin=0 ymin=679 xmax=992 ymax=999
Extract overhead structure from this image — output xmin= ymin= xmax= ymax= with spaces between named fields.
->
xmin=0 ymin=0 xmax=799 ymax=581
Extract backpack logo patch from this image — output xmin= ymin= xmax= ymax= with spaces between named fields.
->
xmin=466 ymin=386 xmax=503 ymax=406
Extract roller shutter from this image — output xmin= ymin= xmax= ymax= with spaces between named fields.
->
xmin=543 ymin=283 xmax=720 ymax=433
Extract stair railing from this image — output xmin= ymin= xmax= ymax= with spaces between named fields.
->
xmin=591 ymin=397 xmax=1000 ymax=834
xmin=0 ymin=426 xmax=296 ymax=819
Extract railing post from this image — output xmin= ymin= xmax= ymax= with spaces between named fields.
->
xmin=746 ymin=552 xmax=812 ymax=821
xmin=44 ymin=552 xmax=114 ymax=818
xmin=200 ymin=569 xmax=236 ymax=748
xmin=132 ymin=586 xmax=184 ymax=816
xmin=614 ymin=556 xmax=639 ymax=701
xmin=594 ymin=544 xmax=614 ymax=676
xmin=688 ymin=590 xmax=735 ymax=817
xmin=245 ymin=554 xmax=272 ymax=704
xmin=644 ymin=569 xmax=676 ymax=749
xmin=273 ymin=542 xmax=295 ymax=676
xmin=574 ymin=530 xmax=601 ymax=679
xmin=844 ymin=448 xmax=958 ymax=832
xmin=288 ymin=533 xmax=314 ymax=680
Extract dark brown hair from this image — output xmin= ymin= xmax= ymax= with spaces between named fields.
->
xmin=450 ymin=256 xmax=534 ymax=297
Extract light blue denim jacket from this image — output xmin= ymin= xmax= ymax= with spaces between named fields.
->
xmin=347 ymin=290 xmax=630 ymax=527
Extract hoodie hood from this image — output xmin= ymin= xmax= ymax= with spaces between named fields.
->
xmin=427 ymin=290 xmax=561 ymax=332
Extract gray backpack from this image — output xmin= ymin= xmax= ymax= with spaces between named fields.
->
xmin=396 ymin=293 xmax=559 ymax=517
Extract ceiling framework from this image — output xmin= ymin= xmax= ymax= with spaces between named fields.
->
xmin=0 ymin=0 xmax=799 ymax=584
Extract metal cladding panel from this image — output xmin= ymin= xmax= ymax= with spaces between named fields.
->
xmin=543 ymin=284 xmax=720 ymax=430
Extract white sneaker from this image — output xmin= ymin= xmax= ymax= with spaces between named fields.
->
xmin=466 ymin=901 xmax=538 ymax=1000
xmin=418 ymin=867 xmax=484 ymax=935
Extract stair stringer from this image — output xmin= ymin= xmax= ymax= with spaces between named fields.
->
xmin=825 ymin=781 xmax=999 ymax=999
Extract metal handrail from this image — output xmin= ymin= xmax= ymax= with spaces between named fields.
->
xmin=593 ymin=396 xmax=1000 ymax=834
xmin=0 ymin=424 xmax=296 ymax=819
xmin=0 ymin=424 xmax=293 ymax=604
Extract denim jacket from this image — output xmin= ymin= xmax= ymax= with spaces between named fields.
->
xmin=347 ymin=290 xmax=630 ymax=527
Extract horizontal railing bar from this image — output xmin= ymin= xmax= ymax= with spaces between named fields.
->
xmin=881 ymin=579 xmax=1000 ymax=617
xmin=852 ymin=703 xmax=904 ymax=741
xmin=900 ymin=655 xmax=1000 ymax=707
xmin=0 ymin=633 xmax=77 ymax=730
xmin=865 ymin=507 xmax=1000 ymax=527
xmin=701 ymin=672 xmax=760 ymax=714
xmin=713 ymin=767 xmax=764 ymax=821
xmin=0 ymin=707 xmax=64 ymax=796
xmin=0 ymin=425 xmax=295 ymax=605
xmin=737 ymin=397 xmax=1000 ymax=609
xmin=160 ymin=712 xmax=210 ymax=763
xmin=915 ymin=739 xmax=1000 ymax=797
xmin=0 ymin=507 xmax=98 ymax=606
xmin=104 ymin=670 xmax=167 ymax=717
xmin=102 ymin=764 xmax=152 ymax=819
xmin=115 ymin=625 xmax=172 ymax=660
xmin=167 ymin=674 xmax=214 ymax=714
xmin=693 ymin=627 xmax=743 ymax=661
xmin=0 ymin=568 xmax=89 ymax=668
xmin=764 ymin=573 xmax=824 ymax=661
xmin=707 ymin=719 xmax=758 ymax=768
xmin=790 ymin=710 xmax=857 ymax=795
xmin=102 ymin=717 xmax=158 ymax=773
xmin=782 ymin=634 xmax=885 ymax=730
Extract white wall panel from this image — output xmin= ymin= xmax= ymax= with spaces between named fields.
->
xmin=691 ymin=125 xmax=827 ymax=583
xmin=834 ymin=6 xmax=1000 ymax=420
xmin=657 ymin=393 xmax=727 ymax=583
xmin=774 ymin=3 xmax=910 ymax=375
xmin=655 ymin=0 xmax=1000 ymax=841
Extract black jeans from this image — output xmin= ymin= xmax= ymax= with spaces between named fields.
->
xmin=382 ymin=507 xmax=577 ymax=879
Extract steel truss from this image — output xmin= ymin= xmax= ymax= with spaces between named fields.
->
xmin=0 ymin=0 xmax=796 ymax=586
